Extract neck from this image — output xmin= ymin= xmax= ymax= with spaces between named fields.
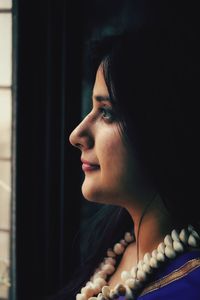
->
xmin=126 ymin=194 xmax=175 ymax=260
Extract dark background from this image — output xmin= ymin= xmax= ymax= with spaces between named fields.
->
xmin=14 ymin=1 xmax=143 ymax=299
xmin=14 ymin=1 xmax=194 ymax=299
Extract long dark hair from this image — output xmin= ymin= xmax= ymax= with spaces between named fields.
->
xmin=50 ymin=24 xmax=199 ymax=299
xmin=90 ymin=25 xmax=199 ymax=224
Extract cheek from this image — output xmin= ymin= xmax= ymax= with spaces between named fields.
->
xmin=82 ymin=128 xmax=138 ymax=204
xmin=98 ymin=134 xmax=123 ymax=165
xmin=98 ymin=135 xmax=130 ymax=184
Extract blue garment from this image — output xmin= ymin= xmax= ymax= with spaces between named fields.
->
xmin=118 ymin=250 xmax=200 ymax=300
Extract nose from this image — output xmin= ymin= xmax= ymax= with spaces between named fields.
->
xmin=69 ymin=115 xmax=94 ymax=150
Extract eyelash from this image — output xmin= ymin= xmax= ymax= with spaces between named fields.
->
xmin=99 ymin=107 xmax=114 ymax=122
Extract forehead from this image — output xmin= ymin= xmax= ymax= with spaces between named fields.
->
xmin=93 ymin=66 xmax=109 ymax=98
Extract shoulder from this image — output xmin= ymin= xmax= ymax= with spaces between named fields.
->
xmin=139 ymin=250 xmax=200 ymax=300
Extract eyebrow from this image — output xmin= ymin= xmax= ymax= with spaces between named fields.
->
xmin=93 ymin=95 xmax=111 ymax=102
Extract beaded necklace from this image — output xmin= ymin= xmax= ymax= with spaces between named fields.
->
xmin=76 ymin=224 xmax=200 ymax=300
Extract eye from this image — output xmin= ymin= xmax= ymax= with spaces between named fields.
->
xmin=99 ymin=107 xmax=115 ymax=122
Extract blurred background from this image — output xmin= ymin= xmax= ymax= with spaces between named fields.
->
xmin=0 ymin=1 xmax=13 ymax=299
xmin=0 ymin=1 xmax=196 ymax=300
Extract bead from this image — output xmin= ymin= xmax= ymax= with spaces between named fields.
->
xmin=93 ymin=278 xmax=107 ymax=288
xmin=120 ymin=239 xmax=128 ymax=246
xmin=179 ymin=229 xmax=189 ymax=244
xmin=157 ymin=252 xmax=165 ymax=262
xmin=157 ymin=242 xmax=165 ymax=254
xmin=109 ymin=289 xmax=118 ymax=298
xmin=124 ymin=285 xmax=134 ymax=299
xmin=173 ymin=240 xmax=184 ymax=253
xmin=113 ymin=243 xmax=125 ymax=255
xmin=171 ymin=229 xmax=180 ymax=241
xmin=76 ymin=225 xmax=200 ymax=300
xmin=86 ymin=281 xmax=93 ymax=287
xmin=97 ymin=294 xmax=104 ymax=300
xmin=115 ymin=283 xmax=126 ymax=295
xmin=81 ymin=286 xmax=88 ymax=294
xmin=76 ymin=293 xmax=87 ymax=300
xmin=150 ymin=257 xmax=159 ymax=268
xmin=104 ymin=257 xmax=116 ymax=266
xmin=125 ymin=278 xmax=137 ymax=289
xmin=84 ymin=286 xmax=95 ymax=298
xmin=137 ymin=260 xmax=143 ymax=270
xmin=143 ymin=252 xmax=151 ymax=264
xmin=164 ymin=234 xmax=173 ymax=247
xmin=107 ymin=248 xmax=116 ymax=258
xmin=124 ymin=232 xmax=134 ymax=243
xmin=99 ymin=262 xmax=105 ymax=269
xmin=102 ymin=264 xmax=115 ymax=275
xmin=137 ymin=269 xmax=147 ymax=281
xmin=125 ymin=279 xmax=141 ymax=291
xmin=142 ymin=262 xmax=152 ymax=274
xmin=191 ymin=230 xmax=200 ymax=241
xmin=152 ymin=249 xmax=158 ymax=258
xmin=188 ymin=225 xmax=200 ymax=241
xmin=92 ymin=284 xmax=101 ymax=294
xmin=130 ymin=266 xmax=138 ymax=278
xmin=94 ymin=267 xmax=101 ymax=274
xmin=165 ymin=246 xmax=176 ymax=258
xmin=121 ymin=270 xmax=131 ymax=281
xmin=102 ymin=286 xmax=110 ymax=298
xmin=93 ymin=271 xmax=107 ymax=280
xmin=188 ymin=224 xmax=194 ymax=232
xmin=188 ymin=234 xmax=198 ymax=247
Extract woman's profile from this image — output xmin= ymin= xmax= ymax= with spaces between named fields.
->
xmin=51 ymin=21 xmax=200 ymax=300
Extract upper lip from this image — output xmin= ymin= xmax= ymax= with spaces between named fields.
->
xmin=81 ymin=158 xmax=99 ymax=166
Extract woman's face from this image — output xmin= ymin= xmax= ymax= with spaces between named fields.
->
xmin=69 ymin=65 xmax=150 ymax=206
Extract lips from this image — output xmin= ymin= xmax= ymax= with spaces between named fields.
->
xmin=81 ymin=159 xmax=100 ymax=172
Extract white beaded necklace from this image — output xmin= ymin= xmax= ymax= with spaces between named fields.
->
xmin=76 ymin=225 xmax=200 ymax=300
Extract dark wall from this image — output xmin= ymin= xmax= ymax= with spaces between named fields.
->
xmin=16 ymin=1 xmax=83 ymax=299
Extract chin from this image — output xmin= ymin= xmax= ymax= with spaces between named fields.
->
xmin=81 ymin=183 xmax=105 ymax=204
xmin=82 ymin=186 xmax=99 ymax=203
xmin=81 ymin=184 xmax=121 ymax=206
xmin=81 ymin=178 xmax=97 ymax=200
xmin=81 ymin=183 xmax=94 ymax=202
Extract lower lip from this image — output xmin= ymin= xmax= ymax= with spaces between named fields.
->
xmin=82 ymin=163 xmax=100 ymax=172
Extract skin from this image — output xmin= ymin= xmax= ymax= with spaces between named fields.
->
xmin=69 ymin=65 xmax=153 ymax=208
xmin=69 ymin=64 xmax=174 ymax=288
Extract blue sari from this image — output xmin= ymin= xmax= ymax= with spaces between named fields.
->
xmin=118 ymin=250 xmax=200 ymax=300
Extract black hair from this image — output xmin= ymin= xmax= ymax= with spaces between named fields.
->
xmin=49 ymin=24 xmax=200 ymax=300
xmin=90 ymin=25 xmax=199 ymax=224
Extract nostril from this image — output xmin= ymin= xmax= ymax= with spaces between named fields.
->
xmin=75 ymin=143 xmax=82 ymax=150
xmin=69 ymin=125 xmax=94 ymax=150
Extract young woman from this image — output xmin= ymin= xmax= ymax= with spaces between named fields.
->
xmin=52 ymin=24 xmax=200 ymax=300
